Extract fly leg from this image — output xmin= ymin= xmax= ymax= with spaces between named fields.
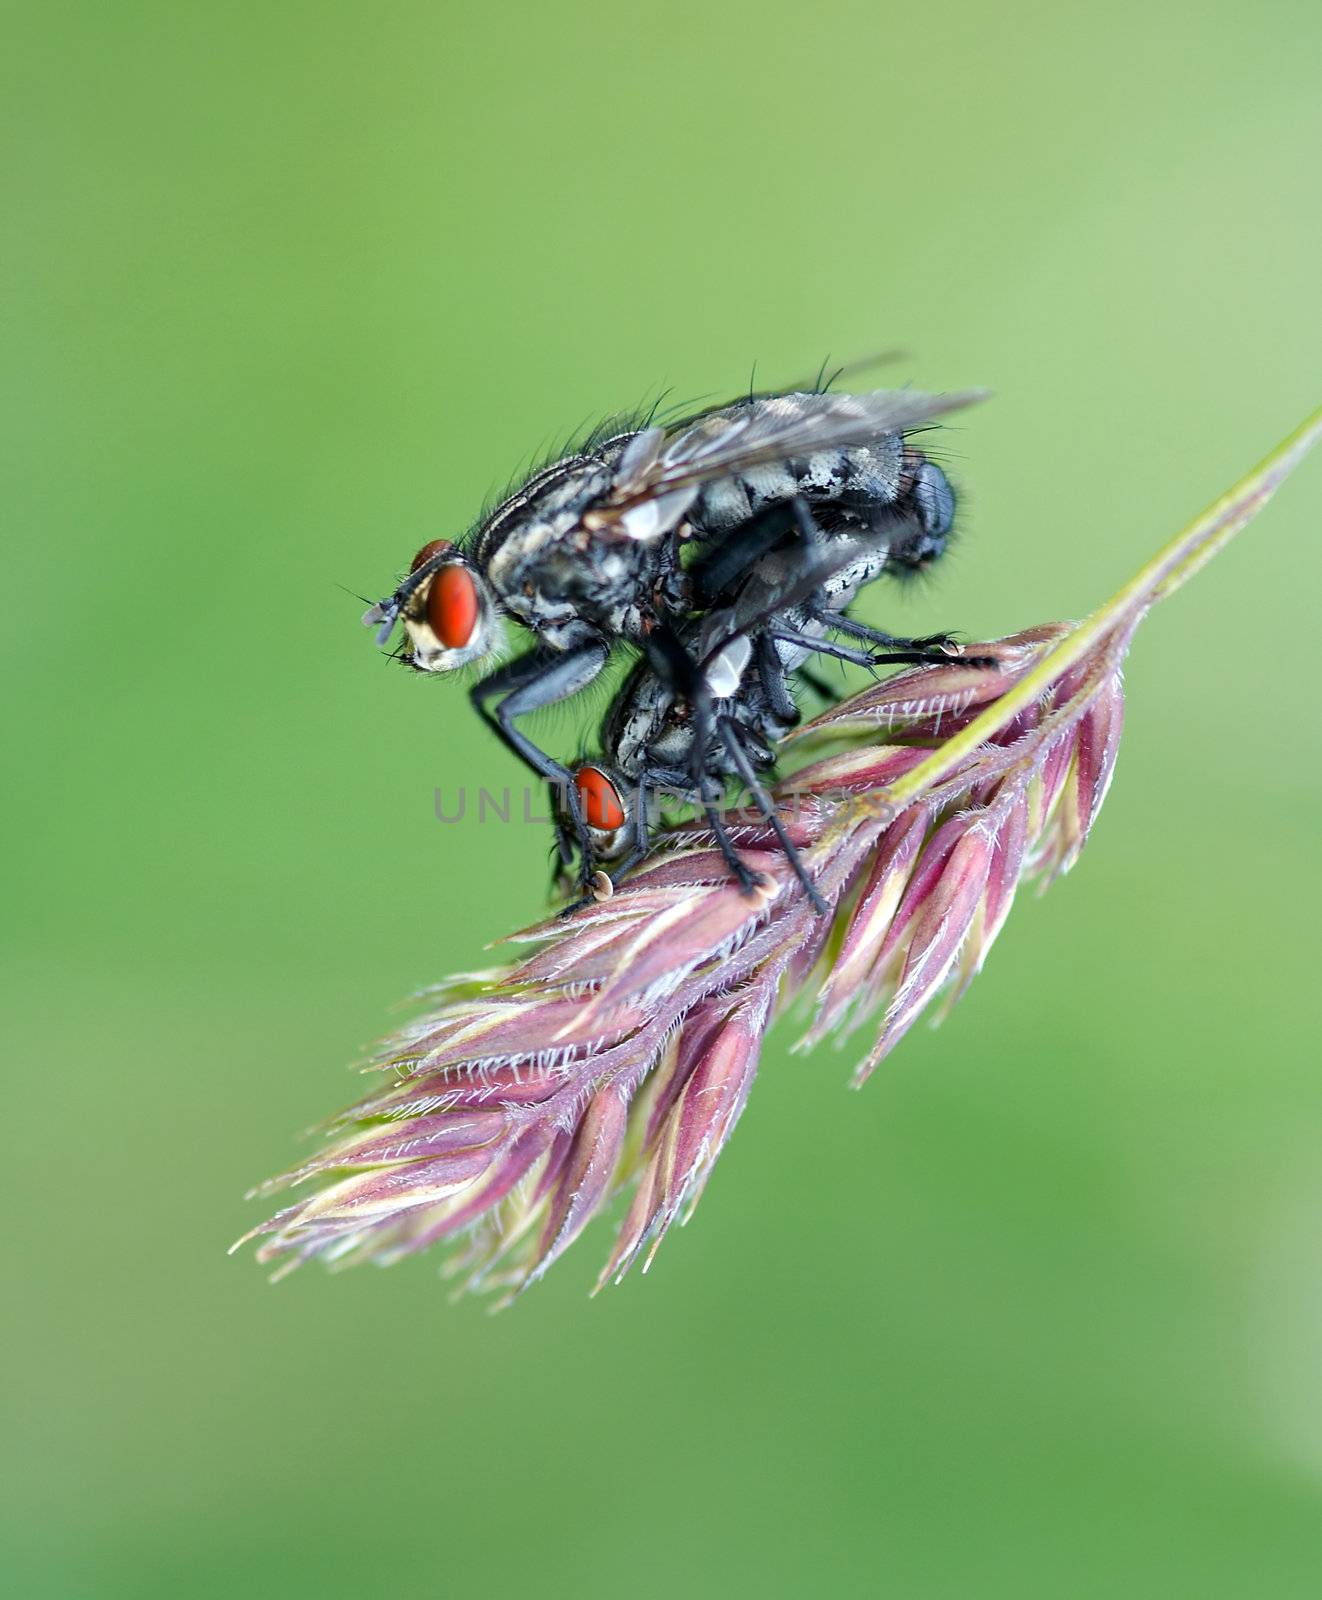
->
xmin=716 ymin=714 xmax=827 ymax=914
xmin=819 ymin=611 xmax=999 ymax=669
xmin=470 ymin=639 xmax=608 ymax=884
xmin=689 ymin=494 xmax=826 ymax=607
xmin=690 ymin=499 xmax=800 ymax=606
xmin=769 ymin=629 xmax=906 ymax=669
xmin=772 ymin=626 xmax=986 ymax=671
xmin=548 ymin=789 xmax=577 ymax=897
xmin=696 ymin=772 xmax=762 ymax=896
xmin=756 ymin=633 xmax=801 ymax=726
xmin=550 ymin=780 xmax=575 ymax=864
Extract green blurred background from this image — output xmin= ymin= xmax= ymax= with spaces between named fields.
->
xmin=4 ymin=2 xmax=1322 ymax=1595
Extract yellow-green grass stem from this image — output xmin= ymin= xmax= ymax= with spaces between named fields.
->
xmin=876 ymin=406 xmax=1322 ymax=815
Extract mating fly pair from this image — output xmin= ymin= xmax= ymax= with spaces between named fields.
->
xmin=365 ymin=379 xmax=987 ymax=906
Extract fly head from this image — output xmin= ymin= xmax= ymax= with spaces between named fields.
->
xmin=363 ymin=538 xmax=501 ymax=672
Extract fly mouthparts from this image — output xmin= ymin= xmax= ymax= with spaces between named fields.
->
xmin=362 ymin=601 xmax=398 ymax=646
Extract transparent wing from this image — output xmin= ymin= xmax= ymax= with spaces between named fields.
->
xmin=645 ymin=387 xmax=986 ymax=498
xmin=588 ymin=386 xmax=986 ymax=543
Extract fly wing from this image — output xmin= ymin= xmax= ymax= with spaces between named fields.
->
xmin=585 ymin=386 xmax=986 ymax=543
xmin=650 ymin=386 xmax=986 ymax=497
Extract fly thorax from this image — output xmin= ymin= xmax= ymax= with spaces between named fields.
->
xmin=612 ymin=679 xmax=675 ymax=777
xmin=838 ymin=434 xmax=904 ymax=502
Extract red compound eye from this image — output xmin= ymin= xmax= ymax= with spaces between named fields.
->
xmin=575 ymin=766 xmax=626 ymax=831
xmin=426 ymin=564 xmax=480 ymax=650
xmin=410 ymin=538 xmax=454 ymax=573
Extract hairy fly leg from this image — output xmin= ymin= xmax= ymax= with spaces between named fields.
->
xmin=548 ymin=787 xmax=577 ymax=896
xmin=611 ymin=775 xmax=657 ymax=881
xmin=756 ymin=632 xmax=801 ymax=725
xmin=470 ymin=641 xmax=608 ymax=780
xmin=694 ymin=771 xmax=762 ymax=896
xmin=470 ymin=640 xmax=609 ymax=882
xmin=549 ymin=779 xmax=575 ymax=864
xmin=820 ymin=610 xmax=1000 ymax=669
xmin=769 ymin=628 xmax=927 ymax=669
xmin=716 ymin=714 xmax=827 ymax=914
xmin=688 ymin=493 xmax=824 ymax=608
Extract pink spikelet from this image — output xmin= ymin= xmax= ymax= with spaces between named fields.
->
xmin=235 ymin=411 xmax=1322 ymax=1300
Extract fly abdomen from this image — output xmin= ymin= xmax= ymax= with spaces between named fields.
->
xmin=685 ymin=392 xmax=956 ymax=568
xmin=690 ymin=438 xmax=907 ymax=535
